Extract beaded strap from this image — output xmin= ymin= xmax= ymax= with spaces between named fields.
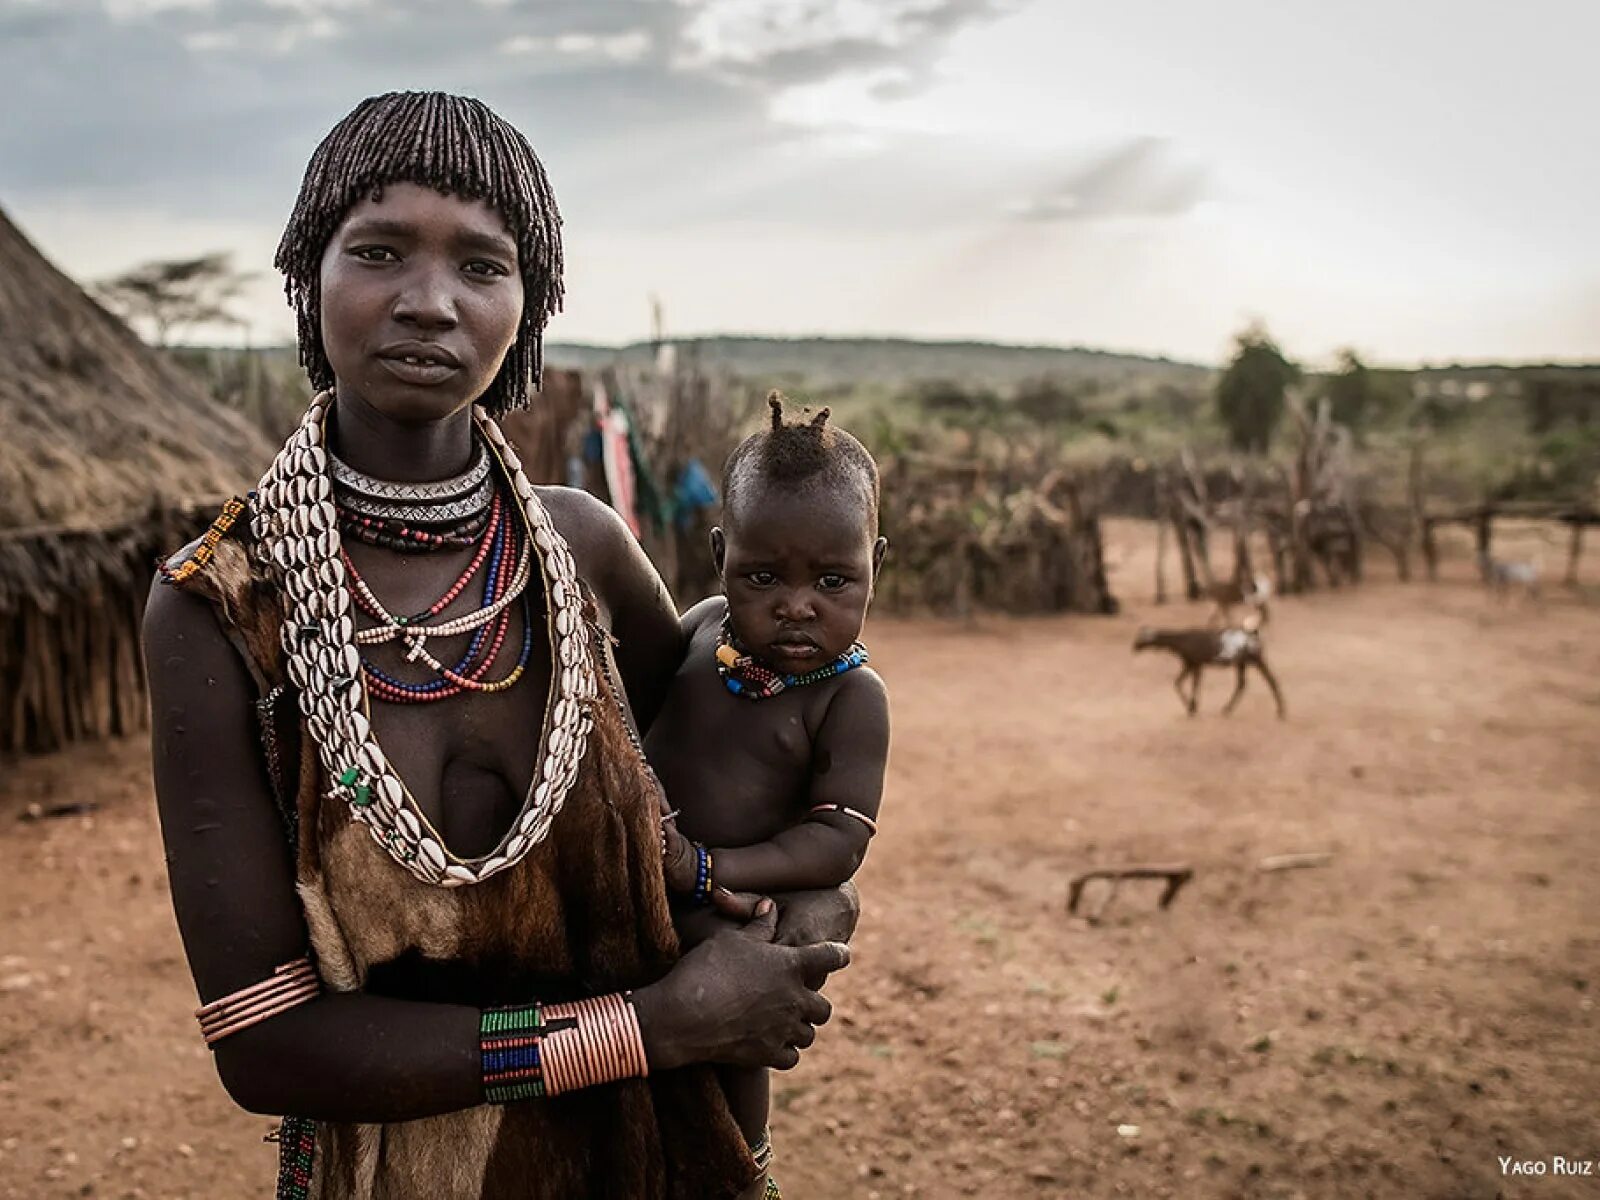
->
xmin=271 ymin=1116 xmax=317 ymax=1200
xmin=159 ymin=496 xmax=247 ymax=586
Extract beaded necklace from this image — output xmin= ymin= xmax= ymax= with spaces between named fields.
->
xmin=332 ymin=439 xmax=494 ymax=553
xmin=251 ymin=393 xmax=598 ymax=888
xmin=714 ymin=615 xmax=869 ymax=700
xmin=337 ymin=503 xmax=490 ymax=553
xmin=343 ymin=488 xmax=537 ymax=703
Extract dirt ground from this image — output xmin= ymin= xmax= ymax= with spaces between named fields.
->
xmin=1 ymin=519 xmax=1596 ymax=1199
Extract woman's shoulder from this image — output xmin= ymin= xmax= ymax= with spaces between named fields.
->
xmin=531 ymin=484 xmax=624 ymax=547
xmin=531 ymin=485 xmax=652 ymax=608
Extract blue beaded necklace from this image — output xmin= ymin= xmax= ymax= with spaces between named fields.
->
xmin=714 ymin=615 xmax=868 ymax=700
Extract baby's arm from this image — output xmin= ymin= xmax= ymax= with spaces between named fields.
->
xmin=694 ymin=670 xmax=889 ymax=895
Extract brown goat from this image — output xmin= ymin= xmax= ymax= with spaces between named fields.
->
xmin=1204 ymin=574 xmax=1271 ymax=627
xmin=1133 ymin=626 xmax=1286 ymax=719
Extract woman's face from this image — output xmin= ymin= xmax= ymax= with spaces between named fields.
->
xmin=318 ymin=182 xmax=524 ymax=423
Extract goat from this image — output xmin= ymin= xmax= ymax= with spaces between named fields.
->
xmin=1133 ymin=625 xmax=1286 ymax=719
xmin=1204 ymin=574 xmax=1272 ymax=627
xmin=1480 ymin=553 xmax=1540 ymax=602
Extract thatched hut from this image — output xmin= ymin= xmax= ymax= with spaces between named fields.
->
xmin=0 ymin=205 xmax=273 ymax=754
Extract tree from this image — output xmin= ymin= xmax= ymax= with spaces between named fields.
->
xmin=1216 ymin=325 xmax=1299 ymax=453
xmin=94 ymin=252 xmax=255 ymax=347
xmin=1325 ymin=347 xmax=1374 ymax=430
xmin=1012 ymin=376 xmax=1085 ymax=426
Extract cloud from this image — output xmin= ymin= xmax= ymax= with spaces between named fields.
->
xmin=500 ymin=30 xmax=654 ymax=64
xmin=1006 ymin=138 xmax=1208 ymax=223
xmin=675 ymin=0 xmax=1015 ymax=89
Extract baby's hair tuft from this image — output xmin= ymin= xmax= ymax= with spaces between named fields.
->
xmin=725 ymin=390 xmax=879 ymax=529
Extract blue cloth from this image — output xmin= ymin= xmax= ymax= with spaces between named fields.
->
xmin=673 ymin=458 xmax=718 ymax=530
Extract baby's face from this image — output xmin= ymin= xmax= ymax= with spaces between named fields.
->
xmin=718 ymin=486 xmax=881 ymax=669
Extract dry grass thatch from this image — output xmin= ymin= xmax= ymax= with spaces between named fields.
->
xmin=0 ymin=204 xmax=275 ymax=753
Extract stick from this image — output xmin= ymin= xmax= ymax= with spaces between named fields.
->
xmin=1257 ymin=852 xmax=1332 ymax=872
xmin=1068 ymin=864 xmax=1194 ymax=917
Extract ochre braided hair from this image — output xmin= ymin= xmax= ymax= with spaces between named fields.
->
xmin=275 ymin=91 xmax=563 ymax=414
xmin=723 ymin=391 xmax=880 ymax=528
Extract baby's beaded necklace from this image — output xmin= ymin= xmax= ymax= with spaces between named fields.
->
xmin=714 ymin=614 xmax=868 ymax=700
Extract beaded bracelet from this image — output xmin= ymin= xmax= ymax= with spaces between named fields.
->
xmin=196 ymin=957 xmax=320 ymax=1047
xmin=691 ymin=843 xmax=714 ymax=906
xmin=480 ymin=1004 xmax=547 ymax=1103
xmin=480 ymin=993 xmax=648 ymax=1103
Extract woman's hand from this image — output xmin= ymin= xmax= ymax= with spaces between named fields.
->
xmin=632 ymin=902 xmax=849 ymax=1072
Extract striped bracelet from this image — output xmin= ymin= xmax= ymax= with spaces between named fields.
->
xmin=480 ymin=993 xmax=648 ymax=1103
xmin=195 ymin=957 xmax=321 ymax=1047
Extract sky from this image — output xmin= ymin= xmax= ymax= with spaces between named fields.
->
xmin=2 ymin=0 xmax=1597 ymax=366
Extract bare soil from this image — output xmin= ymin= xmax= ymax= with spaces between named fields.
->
xmin=1 ymin=519 xmax=1596 ymax=1199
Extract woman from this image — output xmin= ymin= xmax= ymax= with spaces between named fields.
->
xmin=144 ymin=91 xmax=851 ymax=1200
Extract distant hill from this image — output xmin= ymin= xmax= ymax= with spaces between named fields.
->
xmin=544 ymin=336 xmax=1210 ymax=390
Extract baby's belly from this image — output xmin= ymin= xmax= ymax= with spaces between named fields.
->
xmin=659 ymin=762 xmax=808 ymax=847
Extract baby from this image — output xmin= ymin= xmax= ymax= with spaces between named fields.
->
xmin=645 ymin=394 xmax=891 ymax=1165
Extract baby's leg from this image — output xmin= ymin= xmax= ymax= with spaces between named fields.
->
xmin=717 ymin=1063 xmax=771 ymax=1147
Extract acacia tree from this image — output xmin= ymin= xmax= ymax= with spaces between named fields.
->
xmin=1216 ymin=325 xmax=1300 ymax=453
xmin=95 ymin=252 xmax=255 ymax=347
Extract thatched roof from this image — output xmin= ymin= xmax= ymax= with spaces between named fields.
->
xmin=0 ymin=203 xmax=275 ymax=611
xmin=0 ymin=205 xmax=273 ymax=529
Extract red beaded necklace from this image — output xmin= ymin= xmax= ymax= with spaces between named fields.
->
xmin=341 ymin=489 xmax=536 ymax=703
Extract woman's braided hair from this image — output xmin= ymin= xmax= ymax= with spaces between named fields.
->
xmin=723 ymin=391 xmax=880 ymax=527
xmin=275 ymin=91 xmax=562 ymax=414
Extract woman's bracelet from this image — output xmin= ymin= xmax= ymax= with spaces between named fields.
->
xmin=195 ymin=957 xmax=321 ymax=1047
xmin=480 ymin=992 xmax=648 ymax=1103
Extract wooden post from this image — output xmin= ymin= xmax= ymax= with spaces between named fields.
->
xmin=1172 ymin=504 xmax=1202 ymax=600
xmin=1191 ymin=520 xmax=1216 ymax=589
xmin=1154 ymin=513 xmax=1169 ymax=605
xmin=1265 ymin=520 xmax=1290 ymax=594
xmin=1422 ymin=517 xmax=1440 ymax=581
xmin=1233 ymin=523 xmax=1255 ymax=587
xmin=1567 ymin=520 xmax=1585 ymax=587
xmin=1475 ymin=509 xmax=1494 ymax=579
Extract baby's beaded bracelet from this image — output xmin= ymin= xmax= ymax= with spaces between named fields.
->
xmin=690 ymin=843 xmax=714 ymax=906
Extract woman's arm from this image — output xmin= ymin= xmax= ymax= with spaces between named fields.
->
xmin=145 ymin=577 xmax=485 ymax=1121
xmin=144 ymin=577 xmax=845 ymax=1123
